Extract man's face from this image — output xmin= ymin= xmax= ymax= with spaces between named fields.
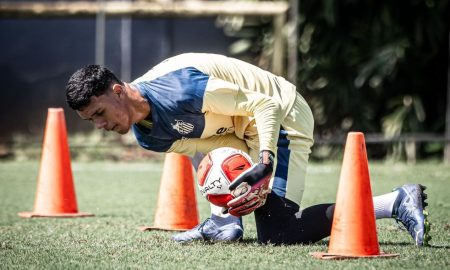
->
xmin=77 ymin=90 xmax=131 ymax=134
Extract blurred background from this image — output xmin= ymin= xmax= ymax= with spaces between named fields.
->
xmin=0 ymin=0 xmax=449 ymax=162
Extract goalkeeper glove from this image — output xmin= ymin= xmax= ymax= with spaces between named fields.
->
xmin=227 ymin=150 xmax=274 ymax=216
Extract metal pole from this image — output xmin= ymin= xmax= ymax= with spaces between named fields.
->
xmin=444 ymin=22 xmax=450 ymax=164
xmin=121 ymin=16 xmax=132 ymax=82
xmin=161 ymin=19 xmax=174 ymax=59
xmin=287 ymin=0 xmax=298 ymax=85
xmin=95 ymin=0 xmax=105 ymax=66
xmin=272 ymin=13 xmax=286 ymax=76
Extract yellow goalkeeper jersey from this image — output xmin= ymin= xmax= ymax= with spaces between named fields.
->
xmin=131 ymin=53 xmax=297 ymax=157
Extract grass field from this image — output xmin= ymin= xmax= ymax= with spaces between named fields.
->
xmin=1 ymin=161 xmax=449 ymax=269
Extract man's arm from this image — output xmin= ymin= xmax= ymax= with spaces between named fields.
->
xmin=202 ymin=76 xmax=283 ymax=154
xmin=168 ymin=133 xmax=249 ymax=157
xmin=202 ymin=76 xmax=282 ymax=216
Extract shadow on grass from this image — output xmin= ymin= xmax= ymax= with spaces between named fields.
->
xmin=151 ymin=234 xmax=449 ymax=249
xmin=380 ymin=241 xmax=450 ymax=249
xmin=173 ymin=238 xmax=326 ymax=246
xmin=237 ymin=238 xmax=330 ymax=247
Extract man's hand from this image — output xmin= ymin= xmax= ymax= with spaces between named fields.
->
xmin=227 ymin=150 xmax=274 ymax=216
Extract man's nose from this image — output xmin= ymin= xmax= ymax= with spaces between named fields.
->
xmin=94 ymin=119 xmax=107 ymax=129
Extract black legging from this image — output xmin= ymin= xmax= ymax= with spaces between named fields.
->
xmin=254 ymin=193 xmax=335 ymax=244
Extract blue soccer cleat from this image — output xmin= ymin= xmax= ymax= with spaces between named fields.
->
xmin=392 ymin=184 xmax=431 ymax=246
xmin=171 ymin=214 xmax=243 ymax=243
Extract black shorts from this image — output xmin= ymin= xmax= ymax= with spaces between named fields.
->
xmin=254 ymin=193 xmax=334 ymax=245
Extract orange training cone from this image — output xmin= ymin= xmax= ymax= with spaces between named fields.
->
xmin=18 ymin=108 xmax=93 ymax=218
xmin=311 ymin=132 xmax=398 ymax=259
xmin=140 ymin=153 xmax=199 ymax=231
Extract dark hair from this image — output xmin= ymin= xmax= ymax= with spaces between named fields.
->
xmin=66 ymin=65 xmax=123 ymax=110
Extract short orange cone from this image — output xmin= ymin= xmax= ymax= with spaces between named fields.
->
xmin=311 ymin=132 xmax=397 ymax=259
xmin=140 ymin=153 xmax=199 ymax=231
xmin=18 ymin=108 xmax=93 ymax=218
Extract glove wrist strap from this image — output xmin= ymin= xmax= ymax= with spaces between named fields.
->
xmin=259 ymin=150 xmax=275 ymax=168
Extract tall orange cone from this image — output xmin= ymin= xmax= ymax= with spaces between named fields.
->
xmin=18 ymin=108 xmax=93 ymax=218
xmin=140 ymin=153 xmax=199 ymax=231
xmin=311 ymin=132 xmax=397 ymax=259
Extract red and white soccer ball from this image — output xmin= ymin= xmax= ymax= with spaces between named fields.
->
xmin=197 ymin=147 xmax=254 ymax=207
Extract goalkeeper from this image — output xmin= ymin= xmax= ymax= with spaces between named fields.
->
xmin=66 ymin=53 xmax=429 ymax=246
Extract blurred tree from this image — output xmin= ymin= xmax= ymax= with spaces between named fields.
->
xmin=218 ymin=0 xmax=448 ymax=159
xmin=298 ymin=0 xmax=449 ymax=133
xmin=216 ymin=13 xmax=274 ymax=69
xmin=297 ymin=0 xmax=449 ymax=158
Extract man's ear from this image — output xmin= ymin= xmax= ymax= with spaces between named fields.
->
xmin=112 ymin=84 xmax=123 ymax=97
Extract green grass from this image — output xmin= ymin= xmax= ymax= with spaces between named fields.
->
xmin=1 ymin=161 xmax=449 ymax=269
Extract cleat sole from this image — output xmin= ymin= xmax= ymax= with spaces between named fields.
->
xmin=420 ymin=184 xmax=427 ymax=209
xmin=422 ymin=210 xmax=431 ymax=247
xmin=421 ymin=186 xmax=431 ymax=247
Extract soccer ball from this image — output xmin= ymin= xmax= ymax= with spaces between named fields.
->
xmin=197 ymin=147 xmax=254 ymax=207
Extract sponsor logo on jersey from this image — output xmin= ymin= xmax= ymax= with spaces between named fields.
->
xmin=171 ymin=119 xmax=194 ymax=135
xmin=216 ymin=127 xmax=228 ymax=135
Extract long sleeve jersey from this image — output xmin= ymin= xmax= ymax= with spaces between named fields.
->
xmin=131 ymin=53 xmax=297 ymax=157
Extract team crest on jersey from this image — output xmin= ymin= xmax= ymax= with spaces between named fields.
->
xmin=171 ymin=119 xmax=194 ymax=135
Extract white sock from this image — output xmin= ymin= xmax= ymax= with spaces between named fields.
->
xmin=373 ymin=190 xmax=400 ymax=219
xmin=210 ymin=203 xmax=231 ymax=218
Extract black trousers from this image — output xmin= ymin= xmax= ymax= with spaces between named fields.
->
xmin=254 ymin=193 xmax=335 ymax=244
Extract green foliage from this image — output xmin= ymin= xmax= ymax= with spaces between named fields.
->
xmin=216 ymin=11 xmax=274 ymax=68
xmin=1 ymin=161 xmax=449 ymax=269
xmin=219 ymin=1 xmax=449 ymax=160
xmin=298 ymin=0 xmax=449 ymax=143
